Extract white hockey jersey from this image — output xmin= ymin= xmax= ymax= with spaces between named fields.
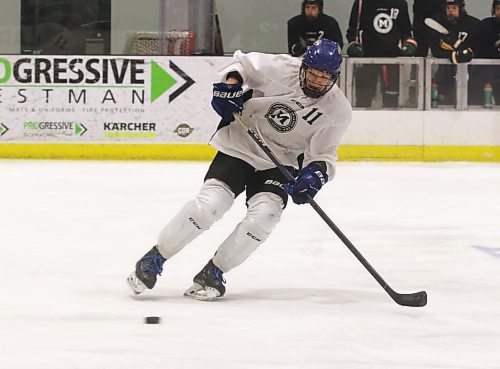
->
xmin=210 ymin=51 xmax=352 ymax=179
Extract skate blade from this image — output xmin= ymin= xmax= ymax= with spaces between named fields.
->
xmin=127 ymin=272 xmax=146 ymax=295
xmin=184 ymin=283 xmax=222 ymax=301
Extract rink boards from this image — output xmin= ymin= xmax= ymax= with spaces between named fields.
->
xmin=0 ymin=55 xmax=498 ymax=161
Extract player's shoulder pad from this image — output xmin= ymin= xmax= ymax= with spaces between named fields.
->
xmin=320 ymin=91 xmax=352 ymax=125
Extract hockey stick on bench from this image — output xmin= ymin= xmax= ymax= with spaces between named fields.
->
xmin=233 ymin=112 xmax=427 ymax=307
xmin=424 ymin=18 xmax=463 ymax=49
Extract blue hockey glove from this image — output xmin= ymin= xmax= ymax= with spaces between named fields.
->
xmin=284 ymin=164 xmax=328 ymax=205
xmin=211 ymin=82 xmax=243 ymax=123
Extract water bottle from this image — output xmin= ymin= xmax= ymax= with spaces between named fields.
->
xmin=484 ymin=83 xmax=493 ymax=109
xmin=431 ymin=82 xmax=438 ymax=108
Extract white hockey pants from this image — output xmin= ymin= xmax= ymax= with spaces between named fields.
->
xmin=157 ymin=178 xmax=234 ymax=258
xmin=156 ymin=178 xmax=284 ymax=272
xmin=213 ymin=192 xmax=283 ymax=272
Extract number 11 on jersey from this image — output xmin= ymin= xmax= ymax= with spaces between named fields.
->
xmin=302 ymin=107 xmax=323 ymax=125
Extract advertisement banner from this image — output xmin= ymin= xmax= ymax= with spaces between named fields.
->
xmin=0 ymin=55 xmax=230 ymax=143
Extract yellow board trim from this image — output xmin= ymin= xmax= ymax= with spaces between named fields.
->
xmin=340 ymin=146 xmax=500 ymax=162
xmin=0 ymin=143 xmax=499 ymax=162
xmin=0 ymin=144 xmax=217 ymax=161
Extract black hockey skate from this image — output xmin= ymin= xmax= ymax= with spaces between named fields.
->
xmin=127 ymin=246 xmax=166 ymax=295
xmin=184 ymin=259 xmax=226 ymax=301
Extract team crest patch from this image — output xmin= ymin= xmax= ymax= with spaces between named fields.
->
xmin=373 ymin=13 xmax=394 ymax=34
xmin=265 ymin=103 xmax=297 ymax=133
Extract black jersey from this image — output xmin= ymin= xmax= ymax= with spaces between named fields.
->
xmin=287 ymin=13 xmax=344 ymax=55
xmin=346 ymin=0 xmax=412 ymax=57
xmin=426 ymin=12 xmax=481 ymax=59
xmin=477 ymin=17 xmax=500 ymax=59
xmin=413 ymin=0 xmax=441 ymax=17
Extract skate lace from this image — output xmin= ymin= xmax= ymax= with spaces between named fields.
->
xmin=143 ymin=254 xmax=165 ymax=276
xmin=213 ymin=267 xmax=226 ymax=284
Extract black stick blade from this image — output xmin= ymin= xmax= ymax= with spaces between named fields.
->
xmin=393 ymin=290 xmax=427 ymax=307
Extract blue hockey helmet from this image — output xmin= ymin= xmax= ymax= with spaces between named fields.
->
xmin=300 ymin=39 xmax=342 ymax=98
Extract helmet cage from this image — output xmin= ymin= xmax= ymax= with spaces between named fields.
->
xmin=300 ymin=63 xmax=339 ymax=98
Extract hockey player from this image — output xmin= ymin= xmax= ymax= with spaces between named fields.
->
xmin=426 ymin=0 xmax=481 ymax=105
xmin=412 ymin=0 xmax=442 ymax=56
xmin=470 ymin=0 xmax=500 ymax=105
xmin=127 ymin=39 xmax=352 ymax=301
xmin=477 ymin=0 xmax=500 ymax=59
xmin=287 ymin=0 xmax=344 ymax=56
xmin=346 ymin=0 xmax=416 ymax=108
xmin=426 ymin=0 xmax=480 ymax=62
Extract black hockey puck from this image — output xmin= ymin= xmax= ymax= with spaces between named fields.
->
xmin=145 ymin=316 xmax=161 ymax=324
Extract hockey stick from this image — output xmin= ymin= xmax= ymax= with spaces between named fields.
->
xmin=424 ymin=18 xmax=463 ymax=49
xmin=213 ymin=0 xmax=224 ymax=56
xmin=233 ymin=112 xmax=427 ymax=307
xmin=355 ymin=0 xmax=363 ymax=44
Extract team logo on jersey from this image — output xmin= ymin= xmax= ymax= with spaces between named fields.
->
xmin=265 ymin=103 xmax=297 ymax=133
xmin=373 ymin=13 xmax=394 ymax=34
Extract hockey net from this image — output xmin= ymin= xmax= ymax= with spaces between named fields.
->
xmin=129 ymin=31 xmax=195 ymax=56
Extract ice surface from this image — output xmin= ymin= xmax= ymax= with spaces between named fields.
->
xmin=0 ymin=160 xmax=499 ymax=369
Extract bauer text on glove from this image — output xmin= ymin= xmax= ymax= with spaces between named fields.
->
xmin=284 ymin=163 xmax=328 ymax=205
xmin=211 ymin=82 xmax=243 ymax=123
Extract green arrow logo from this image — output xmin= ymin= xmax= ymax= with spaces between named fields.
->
xmin=0 ymin=123 xmax=9 ymax=136
xmin=151 ymin=61 xmax=177 ymax=102
xmin=150 ymin=60 xmax=195 ymax=103
xmin=75 ymin=123 xmax=87 ymax=136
